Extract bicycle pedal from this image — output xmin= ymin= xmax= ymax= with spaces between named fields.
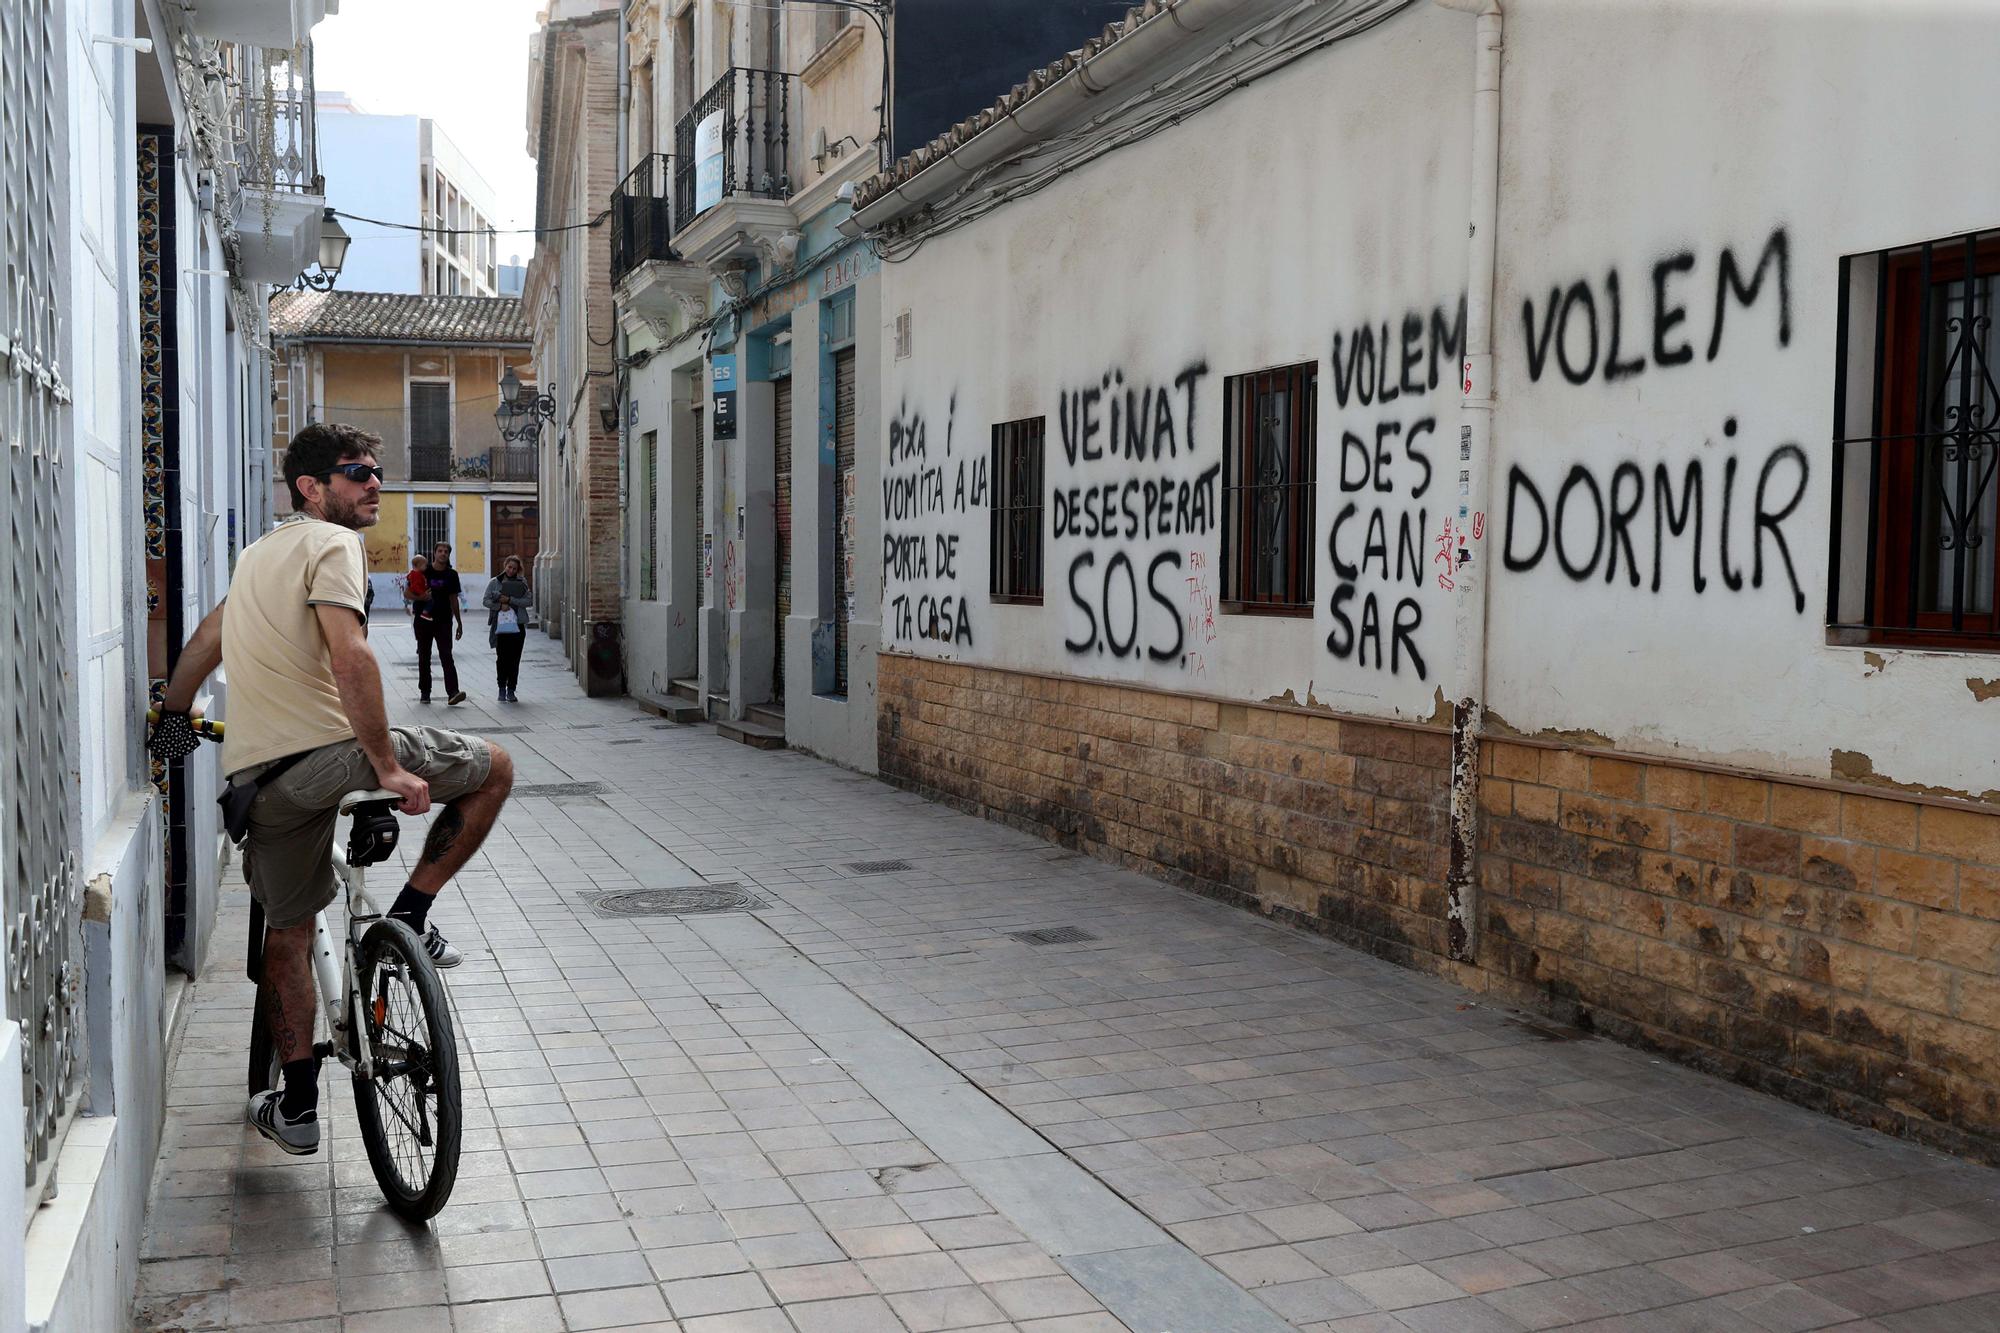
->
xmin=312 ymin=1040 xmax=336 ymax=1059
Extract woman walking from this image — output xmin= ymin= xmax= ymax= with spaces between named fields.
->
xmin=484 ymin=554 xmax=532 ymax=702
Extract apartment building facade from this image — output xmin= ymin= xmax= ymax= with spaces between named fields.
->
xmin=317 ymin=91 xmax=508 ymax=297
xmin=855 ymin=0 xmax=2000 ymax=1157
xmin=606 ymin=0 xmax=1142 ymax=761
xmin=525 ymin=0 xmax=626 ymax=694
xmin=4 ymin=2 xmax=335 ymax=1328
xmin=268 ymin=290 xmax=537 ymax=611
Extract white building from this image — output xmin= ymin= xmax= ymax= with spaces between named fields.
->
xmin=3 ymin=2 xmax=332 ymax=1329
xmin=854 ymin=0 xmax=2000 ymax=1156
xmin=318 ymin=92 xmax=506 ymax=296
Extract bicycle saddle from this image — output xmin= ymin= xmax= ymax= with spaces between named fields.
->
xmin=341 ymin=788 xmax=404 ymax=867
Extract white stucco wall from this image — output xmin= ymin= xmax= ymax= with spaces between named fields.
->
xmin=876 ymin=0 xmax=2000 ymax=801
xmin=879 ymin=4 xmax=1473 ymax=724
xmin=1484 ymin=0 xmax=2000 ymax=798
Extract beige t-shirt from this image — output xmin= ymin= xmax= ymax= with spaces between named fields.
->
xmin=220 ymin=516 xmax=368 ymax=775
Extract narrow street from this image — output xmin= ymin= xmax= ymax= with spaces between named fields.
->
xmin=136 ymin=629 xmax=2000 ymax=1333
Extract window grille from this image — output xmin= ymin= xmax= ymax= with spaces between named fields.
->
xmin=409 ymin=381 xmax=451 ymax=480
xmin=641 ymin=431 xmax=659 ymax=601
xmin=990 ymin=418 xmax=1045 ymax=603
xmin=414 ymin=505 xmax=451 ymax=562
xmin=1222 ymin=363 xmax=1318 ymax=612
xmin=1 ymin=0 xmax=84 ymax=1204
xmin=1829 ymin=228 xmax=2000 ymax=646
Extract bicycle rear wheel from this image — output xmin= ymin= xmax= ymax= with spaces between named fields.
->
xmin=351 ymin=919 xmax=461 ymax=1220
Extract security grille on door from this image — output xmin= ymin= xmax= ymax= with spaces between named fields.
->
xmin=414 ymin=505 xmax=451 ymax=562
xmin=2 ymin=0 xmax=85 ymax=1202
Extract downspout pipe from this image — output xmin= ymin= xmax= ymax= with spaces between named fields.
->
xmin=1437 ymin=0 xmax=1500 ymax=965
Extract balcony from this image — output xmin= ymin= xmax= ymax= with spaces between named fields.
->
xmin=409 ymin=445 xmax=452 ymax=483
xmin=613 ymin=154 xmax=709 ymax=337
xmin=613 ymin=154 xmax=679 ymax=282
xmin=670 ymin=68 xmax=802 ymax=270
xmin=188 ymin=0 xmax=340 ymax=48
xmin=228 ymin=44 xmax=327 ymax=283
xmin=490 ymin=446 xmax=539 ymax=484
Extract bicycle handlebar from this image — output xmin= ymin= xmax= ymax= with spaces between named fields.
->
xmin=146 ymin=708 xmax=225 ymax=740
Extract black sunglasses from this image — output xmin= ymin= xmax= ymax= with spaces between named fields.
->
xmin=317 ymin=463 xmax=385 ymax=485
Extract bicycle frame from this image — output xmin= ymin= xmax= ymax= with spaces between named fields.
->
xmin=310 ymin=846 xmax=383 ymax=1081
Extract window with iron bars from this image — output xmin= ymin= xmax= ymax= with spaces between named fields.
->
xmin=1829 ymin=228 xmax=2000 ymax=648
xmin=1222 ymin=363 xmax=1318 ymax=613
xmin=990 ymin=417 xmax=1045 ymax=603
xmin=414 ymin=505 xmax=451 ymax=565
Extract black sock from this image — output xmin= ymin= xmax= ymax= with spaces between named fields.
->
xmin=389 ymin=882 xmax=433 ymax=932
xmin=280 ymin=1059 xmax=319 ymax=1119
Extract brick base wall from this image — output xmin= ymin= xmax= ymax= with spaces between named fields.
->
xmin=877 ymin=653 xmax=2000 ymax=1159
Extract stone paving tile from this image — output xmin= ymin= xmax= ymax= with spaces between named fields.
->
xmin=134 ymin=631 xmax=2000 ymax=1332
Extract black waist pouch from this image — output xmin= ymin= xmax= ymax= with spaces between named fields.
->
xmin=218 ymin=750 xmax=309 ymax=845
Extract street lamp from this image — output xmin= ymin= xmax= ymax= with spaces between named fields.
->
xmin=494 ymin=366 xmax=555 ymax=444
xmin=293 ymin=207 xmax=351 ymax=292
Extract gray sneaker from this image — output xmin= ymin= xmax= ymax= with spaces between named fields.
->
xmin=247 ymin=1090 xmax=320 ymax=1155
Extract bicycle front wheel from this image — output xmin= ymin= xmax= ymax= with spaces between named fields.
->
xmin=351 ymin=919 xmax=461 ymax=1220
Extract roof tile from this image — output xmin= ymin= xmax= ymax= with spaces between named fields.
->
xmin=268 ymin=290 xmax=530 ymax=344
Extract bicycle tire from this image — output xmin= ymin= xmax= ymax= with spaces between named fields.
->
xmin=351 ymin=919 xmax=461 ymax=1220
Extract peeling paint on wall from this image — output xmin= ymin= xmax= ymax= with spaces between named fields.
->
xmin=1830 ymin=749 xmax=2000 ymax=804
xmin=1969 ymin=678 xmax=2000 ymax=703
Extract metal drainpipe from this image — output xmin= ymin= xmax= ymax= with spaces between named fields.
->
xmin=1437 ymin=0 xmax=1501 ymax=965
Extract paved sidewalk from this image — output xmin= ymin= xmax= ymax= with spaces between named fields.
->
xmin=137 ymin=630 xmax=2000 ymax=1331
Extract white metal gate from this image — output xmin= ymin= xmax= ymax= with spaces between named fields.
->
xmin=1 ymin=0 xmax=84 ymax=1198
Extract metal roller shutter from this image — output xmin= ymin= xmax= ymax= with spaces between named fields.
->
xmin=692 ymin=403 xmax=704 ymax=610
xmin=833 ymin=348 xmax=856 ymax=695
xmin=773 ymin=375 xmax=791 ymax=702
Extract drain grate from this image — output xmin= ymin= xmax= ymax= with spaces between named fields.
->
xmin=608 ymin=738 xmax=645 ymax=745
xmin=469 ymin=725 xmax=530 ymax=735
xmin=1008 ymin=927 xmax=1098 ymax=946
xmin=847 ymin=859 xmax=913 ymax=875
xmin=515 ymin=781 xmax=608 ymax=798
xmin=582 ymin=885 xmax=766 ymax=918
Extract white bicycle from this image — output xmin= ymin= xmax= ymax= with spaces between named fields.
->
xmin=164 ymin=714 xmax=463 ymax=1219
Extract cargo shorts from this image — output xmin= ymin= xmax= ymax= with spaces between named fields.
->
xmin=239 ymin=725 xmax=492 ymax=929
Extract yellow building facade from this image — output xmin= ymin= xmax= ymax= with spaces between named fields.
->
xmin=269 ymin=291 xmax=537 ymax=606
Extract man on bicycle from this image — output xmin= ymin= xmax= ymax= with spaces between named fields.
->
xmin=151 ymin=423 xmax=515 ymax=1155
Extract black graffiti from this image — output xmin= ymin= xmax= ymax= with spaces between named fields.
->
xmin=1339 ymin=418 xmax=1434 ymax=499
xmin=1064 ymin=549 xmax=1185 ymax=664
xmin=1327 ymin=585 xmax=1426 ymax=680
xmin=882 ymin=532 xmax=959 ymax=581
xmin=1522 ymin=227 xmax=1791 ymax=385
xmin=1502 ymin=423 xmax=1810 ymax=612
xmin=889 ymin=592 xmax=973 ymax=646
xmin=1058 ymin=363 xmax=1209 ymax=465
xmin=1330 ymin=298 xmax=1466 ymax=407
xmin=1052 ymin=463 xmax=1220 ymax=544
xmin=1329 ymin=502 xmax=1426 ymax=587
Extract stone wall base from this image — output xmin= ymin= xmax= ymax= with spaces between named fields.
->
xmin=877 ymin=653 xmax=2000 ymax=1160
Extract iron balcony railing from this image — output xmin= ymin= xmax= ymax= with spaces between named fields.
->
xmin=409 ymin=444 xmax=453 ymax=482
xmin=230 ymin=43 xmax=320 ymax=195
xmin=1828 ymin=227 xmax=2000 ymax=646
xmin=490 ymin=445 xmax=539 ymax=483
xmin=673 ymin=68 xmax=796 ymax=227
xmin=612 ymin=153 xmax=677 ymax=283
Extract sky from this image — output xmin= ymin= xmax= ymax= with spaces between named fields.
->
xmin=312 ymin=0 xmax=546 ymax=260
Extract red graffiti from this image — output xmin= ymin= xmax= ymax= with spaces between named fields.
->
xmin=1472 ymin=511 xmax=1485 ymax=541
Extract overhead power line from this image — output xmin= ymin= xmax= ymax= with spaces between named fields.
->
xmin=334 ymin=207 xmax=611 ymax=236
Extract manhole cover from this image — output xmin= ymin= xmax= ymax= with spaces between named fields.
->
xmin=1008 ymin=927 xmax=1098 ymax=946
xmin=582 ymin=885 xmax=766 ymax=918
xmin=515 ymin=781 xmax=607 ymax=798
xmin=848 ymin=859 xmax=913 ymax=874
